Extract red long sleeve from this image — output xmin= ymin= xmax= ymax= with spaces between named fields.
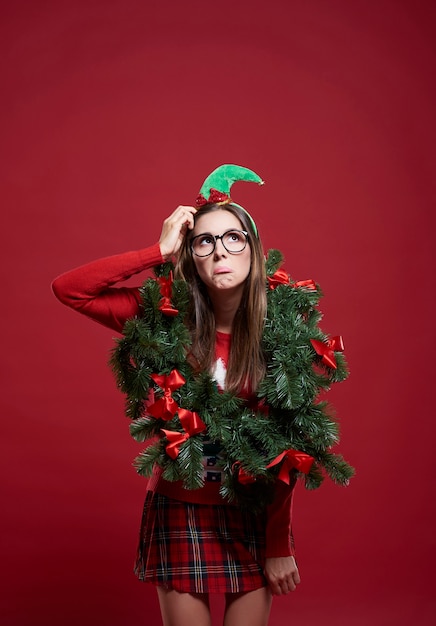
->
xmin=265 ymin=479 xmax=296 ymax=558
xmin=51 ymin=243 xmax=164 ymax=333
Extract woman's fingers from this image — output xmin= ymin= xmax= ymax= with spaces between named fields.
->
xmin=159 ymin=205 xmax=197 ymax=259
xmin=263 ymin=556 xmax=301 ymax=596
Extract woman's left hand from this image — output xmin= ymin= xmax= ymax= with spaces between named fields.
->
xmin=264 ymin=556 xmax=301 ymax=595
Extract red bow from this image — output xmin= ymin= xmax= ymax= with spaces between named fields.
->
xmin=195 ymin=188 xmax=231 ymax=207
xmin=291 ymin=279 xmax=317 ymax=291
xmin=161 ymin=409 xmax=206 ymax=459
xmin=158 ymin=272 xmax=178 ymax=316
xmin=310 ymin=336 xmax=344 ymax=369
xmin=161 ymin=429 xmax=189 ymax=459
xmin=178 ymin=408 xmax=206 ymax=435
xmin=234 ymin=448 xmax=314 ymax=485
xmin=147 ymin=370 xmax=186 ymax=420
xmin=232 ymin=462 xmax=256 ymax=485
xmin=266 ymin=449 xmax=314 ymax=484
xmin=268 ymin=271 xmax=317 ymax=291
xmin=267 ymin=269 xmax=290 ymax=289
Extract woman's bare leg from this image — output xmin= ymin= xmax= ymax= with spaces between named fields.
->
xmin=223 ymin=587 xmax=273 ymax=626
xmin=156 ymin=586 xmax=211 ymax=626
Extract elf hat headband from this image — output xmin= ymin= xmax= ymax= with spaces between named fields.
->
xmin=195 ymin=164 xmax=264 ymax=237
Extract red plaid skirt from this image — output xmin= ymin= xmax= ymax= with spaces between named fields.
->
xmin=134 ymin=491 xmax=268 ymax=594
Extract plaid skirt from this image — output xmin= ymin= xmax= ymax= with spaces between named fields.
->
xmin=134 ymin=491 xmax=268 ymax=594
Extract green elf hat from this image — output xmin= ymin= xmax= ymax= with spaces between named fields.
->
xmin=195 ymin=164 xmax=264 ymax=237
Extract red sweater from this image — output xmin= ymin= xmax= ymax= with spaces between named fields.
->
xmin=52 ymin=243 xmax=296 ymax=558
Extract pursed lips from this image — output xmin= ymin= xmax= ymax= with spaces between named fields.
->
xmin=213 ymin=266 xmax=232 ymax=274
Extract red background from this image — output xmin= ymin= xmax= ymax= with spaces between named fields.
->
xmin=1 ymin=1 xmax=435 ymax=624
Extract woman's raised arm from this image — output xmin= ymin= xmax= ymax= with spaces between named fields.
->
xmin=52 ymin=243 xmax=164 ymax=333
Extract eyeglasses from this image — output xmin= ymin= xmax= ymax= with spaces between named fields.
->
xmin=190 ymin=229 xmax=249 ymax=257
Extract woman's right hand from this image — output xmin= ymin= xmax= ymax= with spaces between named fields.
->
xmin=159 ymin=205 xmax=197 ymax=260
xmin=264 ymin=556 xmax=301 ymax=595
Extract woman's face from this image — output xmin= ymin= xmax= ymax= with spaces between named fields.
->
xmin=191 ymin=209 xmax=251 ymax=297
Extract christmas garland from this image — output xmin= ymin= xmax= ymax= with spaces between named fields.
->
xmin=110 ymin=249 xmax=354 ymax=510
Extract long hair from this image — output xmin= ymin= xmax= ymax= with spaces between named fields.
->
xmin=175 ymin=203 xmax=267 ymax=394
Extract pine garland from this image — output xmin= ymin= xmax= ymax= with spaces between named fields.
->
xmin=110 ymin=249 xmax=354 ymax=510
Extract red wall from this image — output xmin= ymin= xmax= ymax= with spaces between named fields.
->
xmin=1 ymin=1 xmax=435 ymax=624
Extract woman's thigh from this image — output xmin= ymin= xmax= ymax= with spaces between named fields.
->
xmin=224 ymin=587 xmax=273 ymax=626
xmin=156 ymin=586 xmax=211 ymax=626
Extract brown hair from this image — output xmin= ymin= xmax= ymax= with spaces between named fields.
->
xmin=175 ymin=203 xmax=267 ymax=394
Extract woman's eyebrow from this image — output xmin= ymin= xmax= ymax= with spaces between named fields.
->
xmin=192 ymin=231 xmax=214 ymax=238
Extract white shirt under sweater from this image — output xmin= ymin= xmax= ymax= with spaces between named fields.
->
xmin=202 ymin=331 xmax=231 ymax=484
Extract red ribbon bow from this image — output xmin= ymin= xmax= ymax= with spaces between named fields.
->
xmin=234 ymin=448 xmax=314 ymax=485
xmin=147 ymin=370 xmax=186 ymax=421
xmin=268 ymin=271 xmax=317 ymax=291
xmin=178 ymin=408 xmax=206 ymax=435
xmin=266 ymin=449 xmax=314 ymax=484
xmin=195 ymin=188 xmax=231 ymax=207
xmin=161 ymin=408 xmax=206 ymax=459
xmin=158 ymin=272 xmax=179 ymax=316
xmin=267 ymin=269 xmax=290 ymax=289
xmin=161 ymin=429 xmax=189 ymax=459
xmin=291 ymin=279 xmax=317 ymax=291
xmin=233 ymin=463 xmax=256 ymax=485
xmin=310 ymin=336 xmax=344 ymax=369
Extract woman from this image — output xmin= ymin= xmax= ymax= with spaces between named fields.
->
xmin=52 ymin=165 xmax=351 ymax=626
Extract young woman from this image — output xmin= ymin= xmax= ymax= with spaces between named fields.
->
xmin=52 ymin=165 xmax=350 ymax=626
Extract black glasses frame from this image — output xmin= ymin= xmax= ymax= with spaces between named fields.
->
xmin=190 ymin=229 xmax=249 ymax=258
